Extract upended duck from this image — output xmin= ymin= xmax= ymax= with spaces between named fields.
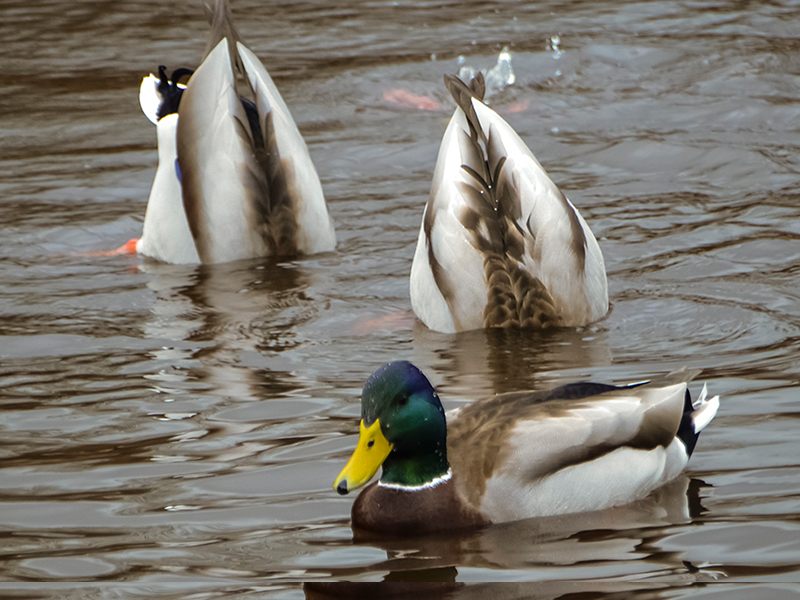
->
xmin=334 ymin=361 xmax=719 ymax=535
xmin=132 ymin=0 xmax=335 ymax=264
xmin=410 ymin=74 xmax=607 ymax=333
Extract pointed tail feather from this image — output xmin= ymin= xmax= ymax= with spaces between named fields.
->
xmin=677 ymin=383 xmax=719 ymax=457
xmin=691 ymin=383 xmax=720 ymax=433
xmin=203 ymin=0 xmax=241 ymax=61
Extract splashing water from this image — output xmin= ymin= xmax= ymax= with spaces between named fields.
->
xmin=485 ymin=48 xmax=515 ymax=95
xmin=549 ymin=34 xmax=563 ymax=59
xmin=457 ymin=47 xmax=515 ymax=100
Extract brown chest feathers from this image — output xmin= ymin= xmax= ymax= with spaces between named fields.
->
xmin=351 ymin=478 xmax=487 ymax=536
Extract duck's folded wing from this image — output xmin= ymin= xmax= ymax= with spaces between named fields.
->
xmin=410 ymin=105 xmax=492 ymax=333
xmin=452 ymin=380 xmax=691 ymax=520
xmin=237 ymin=43 xmax=335 ymax=256
xmin=177 ymin=39 xmax=271 ymax=264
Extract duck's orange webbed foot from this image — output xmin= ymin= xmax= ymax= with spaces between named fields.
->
xmin=382 ymin=89 xmax=441 ymax=111
xmin=77 ymin=238 xmax=139 ymax=258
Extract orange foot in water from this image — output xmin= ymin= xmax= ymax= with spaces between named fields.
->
xmin=382 ymin=89 xmax=441 ymax=111
xmin=76 ymin=238 xmax=139 ymax=258
xmin=354 ymin=309 xmax=415 ymax=335
xmin=383 ymin=89 xmax=530 ymax=115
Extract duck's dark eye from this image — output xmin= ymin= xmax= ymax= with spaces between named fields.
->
xmin=367 ymin=440 xmax=375 ymax=449
xmin=398 ymin=395 xmax=409 ymax=407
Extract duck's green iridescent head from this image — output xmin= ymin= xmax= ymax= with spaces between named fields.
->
xmin=334 ymin=361 xmax=449 ymax=494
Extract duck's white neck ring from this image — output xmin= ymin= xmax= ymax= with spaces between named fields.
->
xmin=378 ymin=468 xmax=452 ymax=491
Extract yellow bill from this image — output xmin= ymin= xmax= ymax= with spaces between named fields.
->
xmin=334 ymin=419 xmax=393 ymax=495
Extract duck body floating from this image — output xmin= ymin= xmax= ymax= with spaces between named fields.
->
xmin=334 ymin=361 xmax=719 ymax=536
xmin=410 ymin=74 xmax=607 ymax=333
xmin=135 ymin=0 xmax=335 ymax=264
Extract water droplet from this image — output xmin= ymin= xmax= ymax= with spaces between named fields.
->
xmin=550 ymin=34 xmax=563 ymax=59
xmin=484 ymin=47 xmax=515 ymax=95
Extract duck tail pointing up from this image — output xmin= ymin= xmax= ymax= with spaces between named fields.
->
xmin=443 ymin=73 xmax=488 ymax=148
xmin=677 ymin=383 xmax=720 ymax=457
xmin=444 ymin=72 xmax=486 ymax=104
xmin=203 ymin=0 xmax=242 ymax=61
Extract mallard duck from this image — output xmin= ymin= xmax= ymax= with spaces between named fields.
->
xmin=333 ymin=361 xmax=719 ymax=535
xmin=133 ymin=0 xmax=335 ymax=264
xmin=410 ymin=74 xmax=607 ymax=333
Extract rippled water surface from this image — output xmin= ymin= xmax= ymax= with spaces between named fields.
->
xmin=2 ymin=0 xmax=800 ymax=596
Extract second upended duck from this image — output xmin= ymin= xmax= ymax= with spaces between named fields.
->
xmin=134 ymin=0 xmax=335 ymax=264
xmin=411 ymin=74 xmax=608 ymax=333
xmin=334 ymin=361 xmax=719 ymax=535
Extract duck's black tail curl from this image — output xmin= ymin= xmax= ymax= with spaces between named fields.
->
xmin=677 ymin=384 xmax=720 ymax=457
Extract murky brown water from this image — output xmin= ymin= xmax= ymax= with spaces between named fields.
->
xmin=2 ymin=0 xmax=800 ymax=596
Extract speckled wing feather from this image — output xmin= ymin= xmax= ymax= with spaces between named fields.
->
xmin=448 ymin=74 xmax=566 ymax=329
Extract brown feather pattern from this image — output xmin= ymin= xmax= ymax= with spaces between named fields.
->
xmin=178 ymin=0 xmax=300 ymax=261
xmin=447 ymin=389 xmax=550 ymax=508
xmin=441 ymin=74 xmax=562 ymax=329
xmin=258 ymin=109 xmax=300 ymax=255
xmin=447 ymin=375 xmax=692 ymax=509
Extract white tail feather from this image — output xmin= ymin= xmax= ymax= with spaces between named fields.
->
xmin=693 ymin=382 xmax=708 ymax=407
xmin=692 ymin=384 xmax=720 ymax=433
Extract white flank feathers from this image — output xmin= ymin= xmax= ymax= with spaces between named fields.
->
xmin=136 ymin=113 xmax=200 ymax=264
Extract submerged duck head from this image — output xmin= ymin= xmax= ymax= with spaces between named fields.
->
xmin=334 ymin=361 xmax=449 ymax=495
